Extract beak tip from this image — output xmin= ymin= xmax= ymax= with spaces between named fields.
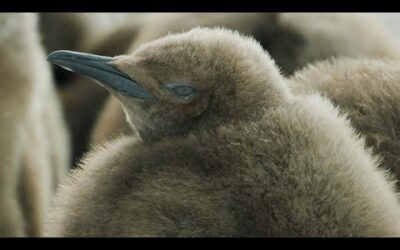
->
xmin=47 ymin=50 xmax=67 ymax=63
xmin=47 ymin=50 xmax=72 ymax=62
xmin=46 ymin=54 xmax=54 ymax=63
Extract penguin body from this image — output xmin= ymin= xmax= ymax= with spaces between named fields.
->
xmin=47 ymin=28 xmax=400 ymax=236
xmin=290 ymin=58 xmax=400 ymax=190
xmin=0 ymin=13 xmax=69 ymax=236
xmin=91 ymin=12 xmax=400 ymax=145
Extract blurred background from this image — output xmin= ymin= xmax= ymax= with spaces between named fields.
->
xmin=374 ymin=13 xmax=400 ymax=33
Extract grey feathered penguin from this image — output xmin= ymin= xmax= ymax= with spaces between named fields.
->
xmin=46 ymin=28 xmax=400 ymax=237
xmin=289 ymin=58 xmax=400 ymax=190
xmin=0 ymin=13 xmax=70 ymax=236
xmin=91 ymin=12 xmax=400 ymax=145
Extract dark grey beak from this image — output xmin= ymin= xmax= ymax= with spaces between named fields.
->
xmin=47 ymin=50 xmax=153 ymax=100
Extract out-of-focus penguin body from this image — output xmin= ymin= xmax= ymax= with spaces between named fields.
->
xmin=290 ymin=58 xmax=400 ymax=190
xmin=46 ymin=28 xmax=400 ymax=236
xmin=0 ymin=13 xmax=69 ymax=236
xmin=91 ymin=12 xmax=400 ymax=145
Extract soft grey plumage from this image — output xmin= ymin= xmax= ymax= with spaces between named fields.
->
xmin=46 ymin=28 xmax=400 ymax=237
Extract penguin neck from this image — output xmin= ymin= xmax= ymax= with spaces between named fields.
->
xmin=130 ymin=117 xmax=208 ymax=145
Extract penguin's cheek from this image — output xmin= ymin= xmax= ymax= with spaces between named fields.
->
xmin=183 ymin=95 xmax=210 ymax=119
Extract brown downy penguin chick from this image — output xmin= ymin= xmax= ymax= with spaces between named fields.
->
xmin=46 ymin=28 xmax=400 ymax=237
xmin=91 ymin=12 xmax=400 ymax=145
xmin=0 ymin=13 xmax=70 ymax=237
xmin=60 ymin=23 xmax=141 ymax=166
xmin=289 ymin=58 xmax=400 ymax=190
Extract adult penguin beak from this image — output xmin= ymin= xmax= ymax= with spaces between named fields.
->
xmin=47 ymin=50 xmax=153 ymax=100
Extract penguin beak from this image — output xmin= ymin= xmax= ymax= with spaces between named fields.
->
xmin=47 ymin=50 xmax=153 ymax=100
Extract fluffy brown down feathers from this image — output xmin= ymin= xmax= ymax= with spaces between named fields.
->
xmin=46 ymin=28 xmax=400 ymax=237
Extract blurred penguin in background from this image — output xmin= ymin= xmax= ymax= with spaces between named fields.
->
xmin=0 ymin=13 xmax=69 ymax=237
xmin=290 ymin=58 xmax=400 ymax=190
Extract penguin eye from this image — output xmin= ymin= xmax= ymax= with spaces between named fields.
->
xmin=166 ymin=83 xmax=197 ymax=99
xmin=172 ymin=86 xmax=195 ymax=96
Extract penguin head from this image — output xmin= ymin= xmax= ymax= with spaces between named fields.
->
xmin=48 ymin=27 xmax=290 ymax=142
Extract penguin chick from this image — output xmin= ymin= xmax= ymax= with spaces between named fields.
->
xmin=0 ymin=13 xmax=69 ymax=237
xmin=91 ymin=12 xmax=400 ymax=145
xmin=46 ymin=28 xmax=400 ymax=237
xmin=289 ymin=58 xmax=400 ymax=190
